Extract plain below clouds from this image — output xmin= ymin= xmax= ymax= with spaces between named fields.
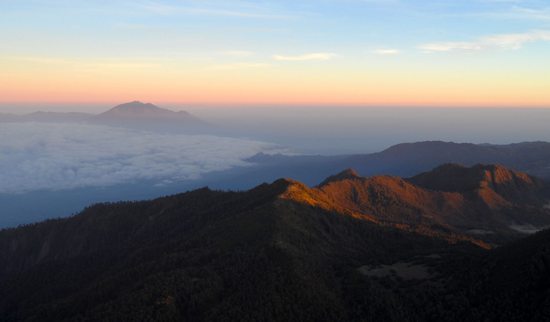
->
xmin=0 ymin=123 xmax=285 ymax=194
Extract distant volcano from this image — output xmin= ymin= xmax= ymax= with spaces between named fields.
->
xmin=91 ymin=101 xmax=210 ymax=132
xmin=96 ymin=101 xmax=188 ymax=118
xmin=0 ymin=101 xmax=211 ymax=133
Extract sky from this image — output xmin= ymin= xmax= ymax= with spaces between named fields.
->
xmin=1 ymin=0 xmax=550 ymax=107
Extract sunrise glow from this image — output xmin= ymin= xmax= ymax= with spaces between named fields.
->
xmin=1 ymin=1 xmax=550 ymax=107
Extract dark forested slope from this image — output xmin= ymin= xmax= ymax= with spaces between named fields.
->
xmin=1 ymin=165 xmax=549 ymax=321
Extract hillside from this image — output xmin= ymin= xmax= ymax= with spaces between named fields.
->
xmin=1 ymin=165 xmax=549 ymax=321
xmin=441 ymin=227 xmax=550 ymax=321
xmin=288 ymin=165 xmax=550 ymax=246
xmin=0 ymin=179 xmax=466 ymax=321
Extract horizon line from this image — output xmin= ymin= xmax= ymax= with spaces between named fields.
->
xmin=1 ymin=101 xmax=550 ymax=110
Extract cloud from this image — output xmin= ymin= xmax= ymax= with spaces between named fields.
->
xmin=479 ymin=0 xmax=524 ymax=3
xmin=419 ymin=42 xmax=484 ymax=53
xmin=273 ymin=53 xmax=337 ymax=61
xmin=207 ymin=62 xmax=270 ymax=70
xmin=419 ymin=30 xmax=550 ymax=53
xmin=372 ymin=49 xmax=400 ymax=55
xmin=0 ymin=123 xmax=287 ymax=194
xmin=507 ymin=6 xmax=550 ymax=21
xmin=139 ymin=1 xmax=292 ymax=19
xmin=359 ymin=0 xmax=401 ymax=4
xmin=221 ymin=50 xmax=255 ymax=57
xmin=473 ymin=5 xmax=550 ymax=21
xmin=3 ymin=56 xmax=161 ymax=71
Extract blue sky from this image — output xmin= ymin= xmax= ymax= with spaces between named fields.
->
xmin=1 ymin=0 xmax=550 ymax=106
xmin=3 ymin=0 xmax=549 ymax=55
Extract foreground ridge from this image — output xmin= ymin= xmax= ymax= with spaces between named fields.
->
xmin=1 ymin=164 xmax=549 ymax=321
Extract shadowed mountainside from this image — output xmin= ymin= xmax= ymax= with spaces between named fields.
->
xmin=0 ymin=179 xmax=470 ymax=322
xmin=448 ymin=226 xmax=550 ymax=321
xmin=1 ymin=165 xmax=550 ymax=321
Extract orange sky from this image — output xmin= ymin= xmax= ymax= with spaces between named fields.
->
xmin=2 ymin=1 xmax=550 ymax=108
xmin=2 ymin=57 xmax=549 ymax=108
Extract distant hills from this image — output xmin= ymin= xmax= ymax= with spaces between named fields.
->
xmin=0 ymin=111 xmax=92 ymax=123
xmin=1 ymin=164 xmax=549 ymax=321
xmin=350 ymin=140 xmax=550 ymax=178
xmin=0 ymin=101 xmax=210 ymax=133
xmin=4 ymin=139 xmax=550 ymax=229
xmin=245 ymin=141 xmax=550 ymax=186
xmin=3 ymin=103 xmax=550 ymax=178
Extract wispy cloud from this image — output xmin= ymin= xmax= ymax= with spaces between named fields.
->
xmin=470 ymin=5 xmax=550 ymax=21
xmin=139 ymin=1 xmax=292 ymax=19
xmin=508 ymin=6 xmax=550 ymax=21
xmin=207 ymin=62 xmax=270 ymax=70
xmin=372 ymin=49 xmax=400 ymax=56
xmin=3 ymin=56 xmax=71 ymax=64
xmin=221 ymin=50 xmax=256 ymax=58
xmin=273 ymin=53 xmax=337 ymax=61
xmin=419 ymin=42 xmax=483 ymax=53
xmin=419 ymin=30 xmax=550 ymax=53
xmin=2 ymin=56 xmax=161 ymax=71
xmin=358 ymin=0 xmax=401 ymax=4
xmin=480 ymin=0 xmax=524 ymax=3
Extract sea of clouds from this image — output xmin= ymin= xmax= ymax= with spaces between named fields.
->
xmin=0 ymin=122 xmax=286 ymax=194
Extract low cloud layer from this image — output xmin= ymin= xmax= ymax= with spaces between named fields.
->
xmin=0 ymin=123 xmax=286 ymax=194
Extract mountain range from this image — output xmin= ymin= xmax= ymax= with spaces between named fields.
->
xmin=244 ymin=141 xmax=550 ymax=186
xmin=4 ymin=102 xmax=550 ymax=233
xmin=0 ymin=101 xmax=210 ymax=133
xmin=4 ymin=138 xmax=550 ymax=229
xmin=307 ymin=164 xmax=550 ymax=246
xmin=0 ymin=111 xmax=92 ymax=123
xmin=3 ymin=102 xmax=550 ymax=179
xmin=1 ymin=164 xmax=549 ymax=321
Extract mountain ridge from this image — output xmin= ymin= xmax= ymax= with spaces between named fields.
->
xmin=0 ymin=101 xmax=209 ymax=132
xmin=279 ymin=165 xmax=550 ymax=247
xmin=242 ymin=141 xmax=550 ymax=194
xmin=1 ymin=164 xmax=550 ymax=321
xmin=318 ymin=168 xmax=360 ymax=186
